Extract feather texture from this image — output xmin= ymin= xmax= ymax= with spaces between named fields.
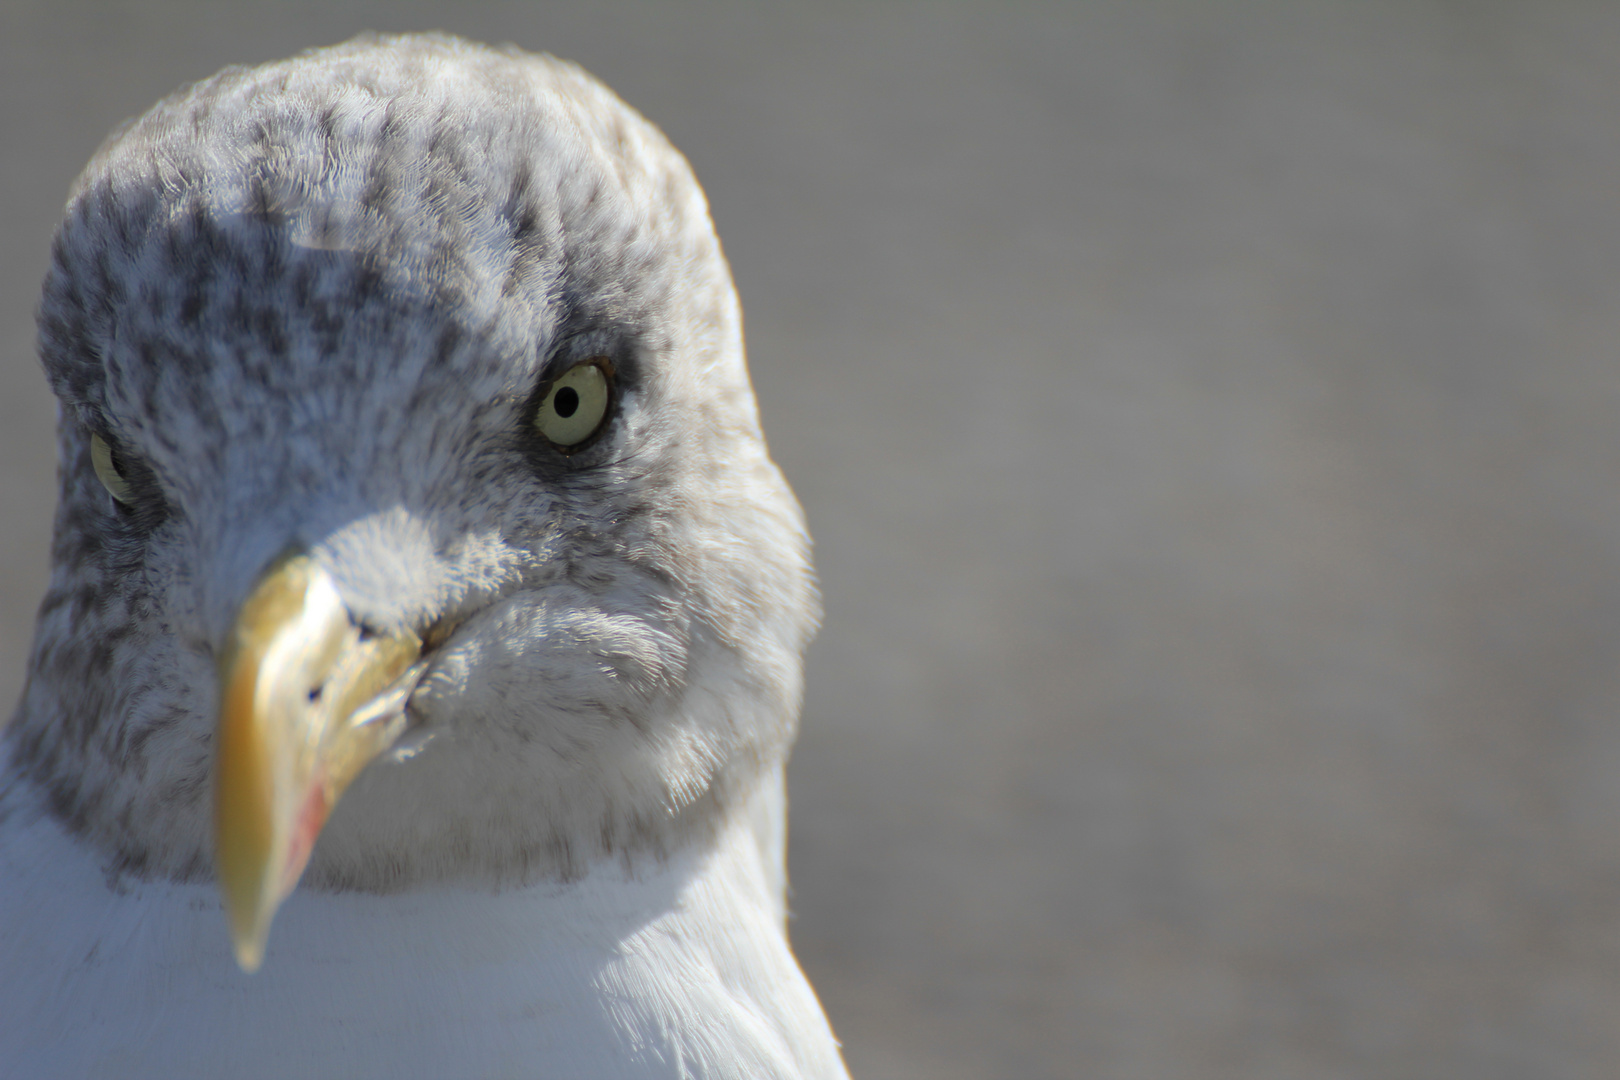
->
xmin=0 ymin=33 xmax=845 ymax=1078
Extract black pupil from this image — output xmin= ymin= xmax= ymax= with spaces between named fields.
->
xmin=554 ymin=386 xmax=580 ymax=418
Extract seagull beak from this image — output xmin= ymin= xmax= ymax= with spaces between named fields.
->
xmin=214 ymin=552 xmax=422 ymax=972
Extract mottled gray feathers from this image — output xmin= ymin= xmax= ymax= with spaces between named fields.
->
xmin=7 ymin=33 xmax=817 ymax=891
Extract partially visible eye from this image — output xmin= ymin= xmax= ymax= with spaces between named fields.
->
xmin=89 ymin=433 xmax=136 ymax=507
xmin=533 ymin=358 xmax=614 ymax=450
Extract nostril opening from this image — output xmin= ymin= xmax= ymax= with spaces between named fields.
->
xmin=356 ymin=623 xmax=380 ymax=642
xmin=307 ymin=686 xmax=323 ymax=703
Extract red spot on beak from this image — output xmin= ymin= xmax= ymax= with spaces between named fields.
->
xmin=282 ymin=770 xmax=329 ymax=897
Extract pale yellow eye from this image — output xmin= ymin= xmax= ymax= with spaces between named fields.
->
xmin=90 ymin=433 xmax=136 ymax=506
xmin=534 ymin=359 xmax=612 ymax=449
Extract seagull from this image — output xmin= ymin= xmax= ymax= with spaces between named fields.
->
xmin=0 ymin=33 xmax=849 ymax=1079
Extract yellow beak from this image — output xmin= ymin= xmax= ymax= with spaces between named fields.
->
xmin=213 ymin=553 xmax=422 ymax=972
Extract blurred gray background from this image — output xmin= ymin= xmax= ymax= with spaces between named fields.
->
xmin=5 ymin=3 xmax=1620 ymax=1077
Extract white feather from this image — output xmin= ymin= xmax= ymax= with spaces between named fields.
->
xmin=0 ymin=763 xmax=844 ymax=1079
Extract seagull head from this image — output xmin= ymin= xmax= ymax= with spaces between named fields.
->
xmin=12 ymin=34 xmax=817 ymax=971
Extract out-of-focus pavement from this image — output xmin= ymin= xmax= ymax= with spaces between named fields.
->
xmin=6 ymin=4 xmax=1620 ymax=1077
